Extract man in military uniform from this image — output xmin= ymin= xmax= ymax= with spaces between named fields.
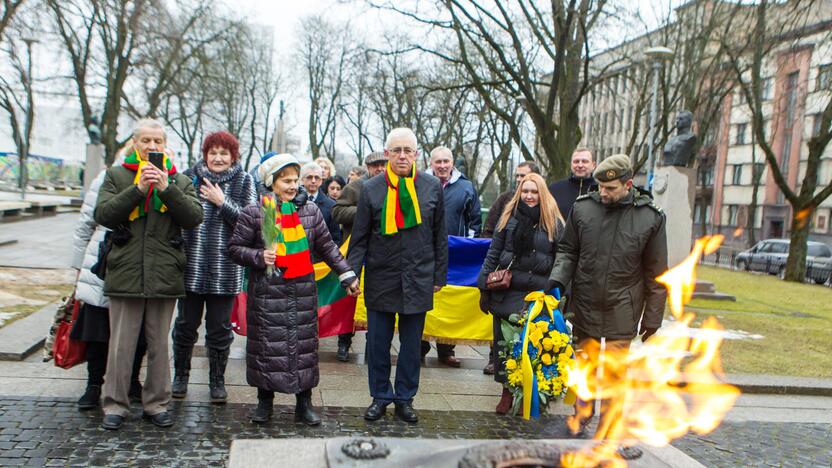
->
xmin=548 ymin=154 xmax=667 ymax=438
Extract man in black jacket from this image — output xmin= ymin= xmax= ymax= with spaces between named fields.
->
xmin=348 ymin=128 xmax=448 ymax=424
xmin=548 ymin=147 xmax=597 ymax=219
xmin=548 ymin=153 xmax=667 ymax=438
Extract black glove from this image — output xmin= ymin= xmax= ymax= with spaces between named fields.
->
xmin=639 ymin=326 xmax=658 ymax=342
xmin=546 ymin=279 xmax=565 ymax=295
xmin=478 ymin=290 xmax=491 ymax=314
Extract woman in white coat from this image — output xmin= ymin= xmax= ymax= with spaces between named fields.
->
xmin=70 ymin=157 xmax=147 ymax=410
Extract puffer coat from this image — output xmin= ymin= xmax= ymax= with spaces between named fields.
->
xmin=477 ymin=215 xmax=561 ymax=318
xmin=549 ymin=189 xmax=667 ymax=340
xmin=227 ymin=193 xmax=355 ymax=394
xmin=183 ymin=161 xmax=257 ymax=295
xmin=72 ymin=170 xmax=109 ymax=308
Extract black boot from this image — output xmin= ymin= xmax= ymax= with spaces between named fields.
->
xmin=77 ymin=384 xmax=101 ymax=410
xmin=171 ymin=345 xmax=192 ymax=399
xmin=208 ymin=348 xmax=229 ymax=404
xmin=294 ymin=390 xmax=321 ymax=426
xmin=336 ymin=342 xmax=350 ymax=362
xmin=251 ymin=398 xmax=273 ymax=424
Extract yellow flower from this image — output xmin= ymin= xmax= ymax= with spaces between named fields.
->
xmin=562 ymin=344 xmax=574 ymax=357
xmin=508 ymin=370 xmax=523 ymax=386
xmin=550 ymin=379 xmax=563 ymax=395
xmin=535 ymin=321 xmax=548 ymax=330
xmin=505 ymin=359 xmax=517 ymax=371
xmin=541 ymin=353 xmax=552 ymax=366
xmin=542 ymin=337 xmax=554 ymax=351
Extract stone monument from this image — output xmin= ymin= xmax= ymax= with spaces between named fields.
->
xmin=83 ymin=115 xmax=105 ymax=193
xmin=653 ymin=110 xmax=698 ymax=268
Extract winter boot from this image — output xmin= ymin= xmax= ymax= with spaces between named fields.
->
xmin=208 ymin=348 xmax=229 ymax=404
xmin=77 ymin=385 xmax=101 ymax=410
xmin=171 ymin=345 xmax=192 ymax=399
xmin=294 ymin=390 xmax=321 ymax=426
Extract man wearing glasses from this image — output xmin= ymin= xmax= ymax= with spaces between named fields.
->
xmin=347 ymin=128 xmax=448 ymax=423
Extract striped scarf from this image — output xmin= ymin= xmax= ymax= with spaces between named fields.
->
xmin=381 ymin=162 xmax=422 ymax=236
xmin=122 ymin=150 xmax=177 ymax=221
xmin=275 ymin=201 xmax=314 ymax=279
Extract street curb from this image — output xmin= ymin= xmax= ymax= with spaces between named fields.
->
xmin=724 ymin=374 xmax=832 ymax=398
xmin=0 ymin=302 xmax=56 ymax=361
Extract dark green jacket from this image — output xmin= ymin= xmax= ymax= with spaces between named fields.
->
xmin=94 ymin=166 xmax=203 ymax=299
xmin=550 ymin=189 xmax=667 ymax=340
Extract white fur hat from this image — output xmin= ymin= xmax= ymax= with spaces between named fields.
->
xmin=258 ymin=153 xmax=300 ymax=189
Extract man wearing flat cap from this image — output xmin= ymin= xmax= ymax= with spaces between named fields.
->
xmin=548 ymin=153 xmax=667 ymax=438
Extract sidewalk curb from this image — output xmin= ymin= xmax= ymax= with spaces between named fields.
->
xmin=724 ymin=374 xmax=832 ymax=398
xmin=0 ymin=302 xmax=56 ymax=361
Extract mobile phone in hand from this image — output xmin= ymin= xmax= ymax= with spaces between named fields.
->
xmin=147 ymin=151 xmax=165 ymax=170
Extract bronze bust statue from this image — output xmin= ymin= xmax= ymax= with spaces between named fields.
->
xmin=87 ymin=115 xmax=102 ymax=145
xmin=662 ymin=111 xmax=697 ymax=167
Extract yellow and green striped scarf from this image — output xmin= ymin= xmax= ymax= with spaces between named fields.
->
xmin=381 ymin=162 xmax=422 ymax=236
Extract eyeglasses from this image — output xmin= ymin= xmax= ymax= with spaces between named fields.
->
xmin=387 ymin=147 xmax=416 ymax=156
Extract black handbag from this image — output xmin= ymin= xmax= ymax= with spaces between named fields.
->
xmin=91 ymin=225 xmax=130 ymax=280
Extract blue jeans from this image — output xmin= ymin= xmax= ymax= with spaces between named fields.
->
xmin=366 ymin=310 xmax=426 ymax=405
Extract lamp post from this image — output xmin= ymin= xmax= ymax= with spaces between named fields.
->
xmin=19 ymin=34 xmax=39 ymax=201
xmin=512 ymin=94 xmax=530 ymax=187
xmin=644 ymin=46 xmax=674 ymax=191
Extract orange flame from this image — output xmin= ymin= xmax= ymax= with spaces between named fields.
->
xmin=795 ymin=209 xmax=812 ymax=229
xmin=733 ymin=227 xmax=744 ymax=238
xmin=561 ymin=235 xmax=740 ymax=467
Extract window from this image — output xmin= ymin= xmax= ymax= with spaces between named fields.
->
xmin=813 ymin=113 xmax=828 ymax=137
xmin=736 ymin=123 xmax=747 ymax=145
xmin=808 ymin=243 xmax=831 ymax=257
xmin=699 ymin=165 xmax=714 ymax=186
xmin=732 ymin=164 xmax=743 ymax=185
xmin=728 ymin=205 xmax=739 ymax=226
xmin=770 ymin=242 xmax=788 ymax=254
xmin=761 ymin=78 xmax=773 ymax=101
xmin=753 ymin=162 xmax=765 ymax=181
xmin=818 ymin=64 xmax=832 ymax=91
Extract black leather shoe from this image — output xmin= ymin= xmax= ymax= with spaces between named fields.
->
xmin=336 ymin=343 xmax=350 ymax=362
xmin=101 ymin=414 xmax=124 ymax=431
xmin=143 ymin=411 xmax=174 ymax=428
xmin=77 ymin=385 xmax=101 ymax=410
xmin=483 ymin=362 xmax=495 ymax=375
xmin=394 ymin=402 xmax=418 ymax=423
xmin=364 ymin=401 xmax=387 ymax=421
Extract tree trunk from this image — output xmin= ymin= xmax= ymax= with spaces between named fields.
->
xmin=784 ymin=206 xmax=810 ymax=282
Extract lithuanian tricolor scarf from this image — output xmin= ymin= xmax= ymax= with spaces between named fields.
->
xmin=275 ymin=201 xmax=314 ymax=279
xmin=122 ymin=150 xmax=177 ymax=221
xmin=381 ymin=162 xmax=422 ymax=235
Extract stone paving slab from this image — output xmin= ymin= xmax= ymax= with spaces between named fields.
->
xmin=0 ymin=396 xmax=828 ymax=467
xmin=0 ymin=303 xmax=56 ymax=361
xmin=0 ymin=213 xmax=77 ymax=268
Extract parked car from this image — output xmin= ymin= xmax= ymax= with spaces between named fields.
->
xmin=735 ymin=239 xmax=832 ymax=284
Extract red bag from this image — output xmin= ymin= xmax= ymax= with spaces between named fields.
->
xmin=52 ymin=296 xmax=87 ymax=369
xmin=231 ymin=291 xmax=248 ymax=336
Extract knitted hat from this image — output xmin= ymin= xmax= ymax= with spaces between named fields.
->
xmin=258 ymin=153 xmax=300 ymax=189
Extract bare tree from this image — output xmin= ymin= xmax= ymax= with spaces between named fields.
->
xmin=0 ymin=0 xmax=26 ymax=43
xmin=46 ymin=0 xmax=153 ymax=164
xmin=725 ymin=0 xmax=832 ymax=282
xmin=0 ymin=18 xmax=35 ymax=194
xmin=297 ymin=14 xmax=349 ymax=161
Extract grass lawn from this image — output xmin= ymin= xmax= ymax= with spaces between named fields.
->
xmin=687 ymin=266 xmax=832 ymax=378
xmin=0 ymin=268 xmax=75 ymax=329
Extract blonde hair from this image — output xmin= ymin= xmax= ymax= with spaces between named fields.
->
xmin=496 ymin=173 xmax=563 ymax=241
xmin=314 ymin=157 xmax=336 ymax=176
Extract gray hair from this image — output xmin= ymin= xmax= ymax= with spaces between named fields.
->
xmin=429 ymin=146 xmax=453 ymax=161
xmin=300 ymin=161 xmax=323 ymax=178
xmin=351 ymin=166 xmax=368 ymax=177
xmin=132 ymin=118 xmax=166 ymax=139
xmin=385 ymin=127 xmax=417 ymax=149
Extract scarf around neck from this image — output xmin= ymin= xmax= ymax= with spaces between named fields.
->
xmin=381 ymin=162 xmax=422 ymax=236
xmin=513 ymin=201 xmax=541 ymax=256
xmin=123 ymin=150 xmax=177 ymax=221
xmin=272 ymin=198 xmax=313 ymax=279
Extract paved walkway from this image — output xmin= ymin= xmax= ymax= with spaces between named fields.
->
xmin=0 ymin=213 xmax=77 ymax=268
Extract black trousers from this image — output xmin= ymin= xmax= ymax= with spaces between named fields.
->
xmin=367 ymin=310 xmax=426 ymax=404
xmin=420 ymin=340 xmax=455 ymax=358
xmin=172 ymin=293 xmax=235 ymax=351
xmin=85 ymin=328 xmax=146 ymax=387
xmin=258 ymin=388 xmax=311 ymax=400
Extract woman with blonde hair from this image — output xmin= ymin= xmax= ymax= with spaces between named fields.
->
xmin=477 ymin=172 xmax=564 ymax=414
xmin=314 ymin=157 xmax=336 ymax=179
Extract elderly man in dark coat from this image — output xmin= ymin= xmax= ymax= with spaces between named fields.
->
xmin=348 ymin=127 xmax=448 ymax=424
xmin=548 ymin=153 xmax=667 ymax=438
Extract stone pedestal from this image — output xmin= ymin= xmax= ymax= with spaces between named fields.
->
xmin=652 ymin=166 xmax=696 ymax=268
xmin=229 ymin=437 xmax=705 ymax=468
xmin=83 ymin=144 xmax=104 ymax=193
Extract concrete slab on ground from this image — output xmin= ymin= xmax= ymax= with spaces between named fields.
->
xmin=0 ymin=212 xmax=77 ymax=268
xmin=0 ymin=302 xmax=56 ymax=361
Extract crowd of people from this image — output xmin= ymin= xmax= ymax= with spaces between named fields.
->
xmin=68 ymin=117 xmax=667 ymax=435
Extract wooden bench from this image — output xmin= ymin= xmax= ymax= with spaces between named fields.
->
xmin=0 ymin=201 xmax=31 ymax=221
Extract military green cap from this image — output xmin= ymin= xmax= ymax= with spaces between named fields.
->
xmin=593 ymin=154 xmax=633 ymax=182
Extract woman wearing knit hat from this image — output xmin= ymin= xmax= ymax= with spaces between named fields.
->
xmin=228 ymin=153 xmax=360 ymax=425
xmin=171 ymin=131 xmax=257 ymax=404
